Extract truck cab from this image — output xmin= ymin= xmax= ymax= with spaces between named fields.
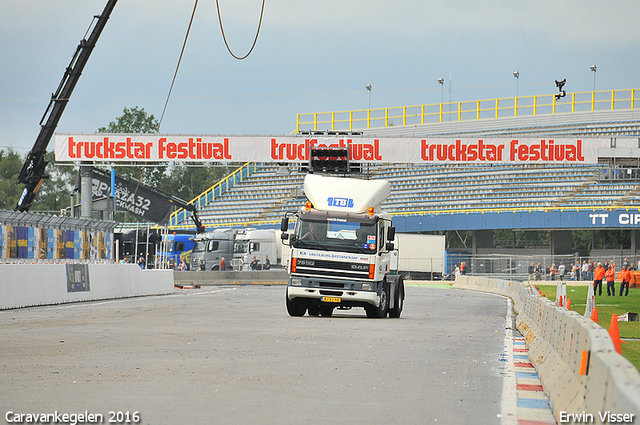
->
xmin=282 ymin=174 xmax=404 ymax=318
xmin=233 ymin=229 xmax=280 ymax=270
xmin=190 ymin=228 xmax=235 ymax=271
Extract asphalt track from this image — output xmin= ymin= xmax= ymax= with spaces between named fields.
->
xmin=1 ymin=285 xmax=519 ymax=424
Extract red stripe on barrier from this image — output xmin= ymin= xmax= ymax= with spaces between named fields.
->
xmin=517 ymin=383 xmax=544 ymax=391
xmin=514 ymin=348 xmax=529 ymax=352
xmin=514 ymin=362 xmax=534 ymax=368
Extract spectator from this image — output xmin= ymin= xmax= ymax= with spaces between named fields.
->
xmin=220 ymin=257 xmax=225 ymax=271
xmin=263 ymin=255 xmax=271 ymax=270
xmin=454 ymin=264 xmax=461 ymax=277
xmin=528 ymin=262 xmax=535 ymax=281
xmin=605 ymin=265 xmax=615 ymax=296
xmin=137 ymin=256 xmax=145 ymax=270
xmin=587 ymin=259 xmax=595 ymax=280
xmin=168 ymin=257 xmax=175 ymax=270
xmin=178 ymin=255 xmax=187 ymax=271
xmin=558 ymin=263 xmax=565 ymax=280
xmin=250 ymin=256 xmax=259 ymax=270
xmin=535 ymin=262 xmax=542 ymax=281
xmin=581 ymin=261 xmax=588 ymax=281
xmin=573 ymin=263 xmax=581 ymax=281
xmin=569 ymin=263 xmax=576 ymax=281
xmin=620 ymin=265 xmax=631 ymax=296
xmin=593 ymin=262 xmax=605 ymax=296
xmin=460 ymin=261 xmax=467 ymax=275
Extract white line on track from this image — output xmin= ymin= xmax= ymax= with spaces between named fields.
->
xmin=500 ymin=297 xmax=518 ymax=425
xmin=185 ymin=288 xmax=237 ymax=296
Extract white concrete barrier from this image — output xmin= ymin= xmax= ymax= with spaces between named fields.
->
xmin=0 ymin=263 xmax=174 ymax=310
xmin=452 ymin=275 xmax=640 ymax=423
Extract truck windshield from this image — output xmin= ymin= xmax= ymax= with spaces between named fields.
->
xmin=193 ymin=240 xmax=207 ymax=252
xmin=293 ymin=218 xmax=378 ymax=254
xmin=234 ymin=241 xmax=249 ymax=254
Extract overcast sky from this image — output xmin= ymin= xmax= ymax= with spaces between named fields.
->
xmin=1 ymin=0 xmax=639 ymax=153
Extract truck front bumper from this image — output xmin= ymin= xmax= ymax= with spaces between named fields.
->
xmin=287 ymin=277 xmax=381 ymax=308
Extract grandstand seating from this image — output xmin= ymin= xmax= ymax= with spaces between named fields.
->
xmin=171 ymin=103 xmax=640 ymax=229
xmin=175 ymin=161 xmax=640 ymax=229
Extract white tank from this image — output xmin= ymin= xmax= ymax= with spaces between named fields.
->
xmin=303 ymin=174 xmax=391 ymax=214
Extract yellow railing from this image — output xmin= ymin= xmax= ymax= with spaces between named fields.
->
xmin=168 ymin=162 xmax=257 ymax=227
xmin=296 ymin=88 xmax=639 ymax=133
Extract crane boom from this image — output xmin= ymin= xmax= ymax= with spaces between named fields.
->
xmin=16 ymin=0 xmax=119 ymax=212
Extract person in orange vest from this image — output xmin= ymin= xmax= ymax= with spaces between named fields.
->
xmin=593 ymin=262 xmax=605 ymax=296
xmin=605 ymin=265 xmax=616 ymax=296
xmin=620 ymin=265 xmax=631 ymax=296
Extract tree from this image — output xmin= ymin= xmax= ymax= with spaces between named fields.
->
xmin=97 ymin=106 xmax=166 ymax=188
xmin=97 ymin=106 xmax=159 ymax=133
xmin=0 ymin=149 xmax=24 ymax=210
xmin=30 ymin=151 xmax=77 ymax=214
xmin=162 ymin=163 xmax=234 ymax=202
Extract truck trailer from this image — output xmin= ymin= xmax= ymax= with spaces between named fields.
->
xmin=394 ymin=233 xmax=446 ymax=280
xmin=281 ymin=174 xmax=404 ymax=318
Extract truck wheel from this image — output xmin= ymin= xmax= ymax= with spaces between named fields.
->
xmin=307 ymin=303 xmax=320 ymax=316
xmin=319 ymin=305 xmax=334 ymax=317
xmin=365 ymin=281 xmax=388 ymax=318
xmin=286 ymin=288 xmax=306 ymax=317
xmin=388 ymin=278 xmax=404 ymax=318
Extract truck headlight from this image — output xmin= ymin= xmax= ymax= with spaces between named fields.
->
xmin=362 ymin=283 xmax=372 ymax=291
xmin=291 ymin=278 xmax=302 ymax=286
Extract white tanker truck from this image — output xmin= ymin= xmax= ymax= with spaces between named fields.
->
xmin=280 ymin=174 xmax=404 ymax=318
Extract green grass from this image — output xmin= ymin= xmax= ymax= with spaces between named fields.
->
xmin=536 ymin=284 xmax=640 ymax=371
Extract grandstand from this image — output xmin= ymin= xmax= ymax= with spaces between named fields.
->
xmin=168 ymin=87 xmax=640 ymax=272
xmin=173 ymin=160 xmax=640 ymax=228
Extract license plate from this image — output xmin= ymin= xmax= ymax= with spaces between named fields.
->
xmin=321 ymin=296 xmax=341 ymax=303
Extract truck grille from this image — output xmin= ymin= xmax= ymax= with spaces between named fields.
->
xmin=294 ymin=258 xmax=371 ymax=280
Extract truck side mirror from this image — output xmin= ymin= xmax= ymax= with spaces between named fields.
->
xmin=280 ymin=232 xmax=289 ymax=241
xmin=387 ymin=226 xmax=396 ymax=241
xmin=280 ymin=217 xmax=289 ymax=232
xmin=386 ymin=242 xmax=395 ymax=251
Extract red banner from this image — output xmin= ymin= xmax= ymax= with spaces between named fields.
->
xmin=55 ymin=134 xmax=607 ymax=164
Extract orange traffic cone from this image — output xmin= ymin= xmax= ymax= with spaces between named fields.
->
xmin=566 ymin=299 xmax=571 ymax=310
xmin=609 ymin=314 xmax=622 ymax=355
xmin=591 ymin=306 xmax=598 ymax=323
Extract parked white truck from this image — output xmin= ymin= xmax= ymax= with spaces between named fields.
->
xmin=280 ymin=174 xmax=404 ymax=318
xmin=233 ymin=228 xmax=282 ymax=270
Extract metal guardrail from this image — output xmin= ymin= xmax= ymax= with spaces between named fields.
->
xmin=296 ymin=88 xmax=640 ymax=132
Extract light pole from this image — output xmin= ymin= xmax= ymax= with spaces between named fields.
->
xmin=513 ymin=71 xmax=520 ymax=98
xmin=590 ymin=65 xmax=597 ymax=92
xmin=365 ymin=84 xmax=372 ymax=110
xmin=438 ymin=78 xmax=444 ymax=105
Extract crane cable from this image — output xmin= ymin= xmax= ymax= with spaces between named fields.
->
xmin=216 ymin=0 xmax=266 ymax=60
xmin=158 ymin=0 xmax=199 ymax=131
xmin=158 ymin=0 xmax=265 ymax=130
